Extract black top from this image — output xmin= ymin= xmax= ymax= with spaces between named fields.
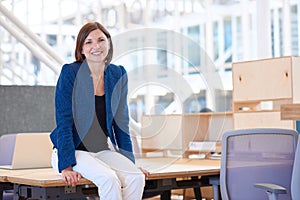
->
xmin=76 ymin=95 xmax=109 ymax=152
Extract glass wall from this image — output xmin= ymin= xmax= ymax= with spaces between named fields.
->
xmin=0 ymin=0 xmax=299 ymax=121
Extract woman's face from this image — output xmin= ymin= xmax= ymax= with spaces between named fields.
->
xmin=81 ymin=29 xmax=110 ymax=64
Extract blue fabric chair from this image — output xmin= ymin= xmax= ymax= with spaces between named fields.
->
xmin=291 ymin=133 xmax=300 ymax=200
xmin=254 ymin=128 xmax=300 ymax=200
xmin=220 ymin=128 xmax=298 ymax=200
xmin=0 ymin=134 xmax=17 ymax=200
xmin=0 ymin=134 xmax=17 ymax=166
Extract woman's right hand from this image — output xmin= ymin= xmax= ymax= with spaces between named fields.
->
xmin=61 ymin=166 xmax=82 ymax=187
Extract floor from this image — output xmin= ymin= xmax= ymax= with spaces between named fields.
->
xmin=143 ymin=187 xmax=214 ymax=200
xmin=143 ymin=194 xmax=184 ymax=200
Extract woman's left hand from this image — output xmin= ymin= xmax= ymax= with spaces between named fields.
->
xmin=139 ymin=167 xmax=150 ymax=178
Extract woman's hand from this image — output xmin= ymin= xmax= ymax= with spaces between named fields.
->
xmin=61 ymin=166 xmax=82 ymax=187
xmin=139 ymin=167 xmax=150 ymax=179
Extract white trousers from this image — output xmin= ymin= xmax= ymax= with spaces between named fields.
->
xmin=52 ymin=149 xmax=145 ymax=200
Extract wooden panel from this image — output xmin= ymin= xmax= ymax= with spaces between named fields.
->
xmin=232 ymin=56 xmax=300 ymax=131
xmin=181 ymin=114 xmax=210 ymax=151
xmin=233 ymin=111 xmax=294 ymax=130
xmin=232 ymin=57 xmax=292 ymax=101
xmin=180 ymin=113 xmax=232 ymax=152
xmin=292 ymin=57 xmax=300 ymax=102
xmin=141 ymin=115 xmax=182 ymax=150
xmin=281 ymin=104 xmax=300 ymax=120
xmin=141 ymin=113 xmax=233 ymax=154
xmin=207 ymin=113 xmax=233 ymax=140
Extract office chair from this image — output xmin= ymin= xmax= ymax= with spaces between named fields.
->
xmin=255 ymin=130 xmax=300 ymax=200
xmin=0 ymin=134 xmax=17 ymax=200
xmin=220 ymin=128 xmax=298 ymax=200
xmin=291 ymin=134 xmax=300 ymax=200
xmin=0 ymin=134 xmax=17 ymax=166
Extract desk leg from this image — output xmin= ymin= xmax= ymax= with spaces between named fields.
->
xmin=192 ymin=176 xmax=203 ymax=200
xmin=144 ymin=179 xmax=175 ymax=200
xmin=12 ymin=184 xmax=98 ymax=200
xmin=193 ymin=187 xmax=202 ymax=200
xmin=161 ymin=190 xmax=171 ymax=200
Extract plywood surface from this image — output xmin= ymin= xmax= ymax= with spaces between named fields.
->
xmin=281 ymin=104 xmax=300 ymax=120
xmin=136 ymin=157 xmax=220 ymax=180
xmin=292 ymin=57 xmax=300 ymax=102
xmin=141 ymin=113 xmax=233 ymax=151
xmin=1 ymin=158 xmax=220 ymax=186
xmin=234 ymin=111 xmax=294 ymax=129
xmin=232 ymin=57 xmax=293 ymax=101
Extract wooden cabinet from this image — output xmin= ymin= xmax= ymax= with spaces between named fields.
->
xmin=232 ymin=56 xmax=300 ymax=129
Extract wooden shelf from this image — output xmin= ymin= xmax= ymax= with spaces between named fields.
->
xmin=232 ymin=56 xmax=300 ymax=129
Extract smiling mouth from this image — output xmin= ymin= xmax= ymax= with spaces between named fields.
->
xmin=91 ymin=51 xmax=102 ymax=55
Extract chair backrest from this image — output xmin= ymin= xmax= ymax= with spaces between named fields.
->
xmin=291 ymin=134 xmax=300 ymax=200
xmin=220 ymin=128 xmax=298 ymax=200
xmin=0 ymin=134 xmax=17 ymax=165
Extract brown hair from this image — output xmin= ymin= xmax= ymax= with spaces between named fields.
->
xmin=75 ymin=22 xmax=113 ymax=64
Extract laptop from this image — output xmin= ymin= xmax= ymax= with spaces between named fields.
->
xmin=0 ymin=132 xmax=53 ymax=169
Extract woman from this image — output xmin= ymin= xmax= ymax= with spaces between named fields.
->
xmin=50 ymin=21 xmax=149 ymax=200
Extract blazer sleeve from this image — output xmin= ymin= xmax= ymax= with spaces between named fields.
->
xmin=112 ymin=66 xmax=135 ymax=163
xmin=52 ymin=64 xmax=77 ymax=172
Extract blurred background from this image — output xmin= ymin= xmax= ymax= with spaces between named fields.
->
xmin=0 ymin=0 xmax=299 ymax=124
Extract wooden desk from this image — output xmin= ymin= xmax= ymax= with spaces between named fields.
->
xmin=0 ymin=168 xmax=49 ymax=200
xmin=0 ymin=175 xmax=6 ymax=182
xmin=137 ymin=157 xmax=220 ymax=179
xmin=0 ymin=158 xmax=220 ymax=200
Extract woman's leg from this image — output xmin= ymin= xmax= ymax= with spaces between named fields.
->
xmin=52 ymin=149 xmax=122 ymax=200
xmin=95 ymin=150 xmax=145 ymax=200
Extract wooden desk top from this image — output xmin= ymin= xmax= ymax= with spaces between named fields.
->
xmin=0 ymin=168 xmax=92 ymax=187
xmin=136 ymin=157 xmax=220 ymax=180
xmin=0 ymin=174 xmax=7 ymax=182
xmin=0 ymin=158 xmax=220 ymax=187
xmin=0 ymin=168 xmax=46 ymax=183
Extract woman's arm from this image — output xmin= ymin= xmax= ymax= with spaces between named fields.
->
xmin=112 ymin=66 xmax=135 ymax=162
xmin=52 ymin=64 xmax=77 ymax=172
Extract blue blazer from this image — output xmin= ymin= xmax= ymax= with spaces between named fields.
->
xmin=50 ymin=61 xmax=134 ymax=172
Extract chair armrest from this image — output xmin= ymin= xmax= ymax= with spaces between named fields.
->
xmin=254 ymin=183 xmax=287 ymax=194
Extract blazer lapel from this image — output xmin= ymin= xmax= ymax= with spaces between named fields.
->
xmin=72 ymin=61 xmax=95 ymax=141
